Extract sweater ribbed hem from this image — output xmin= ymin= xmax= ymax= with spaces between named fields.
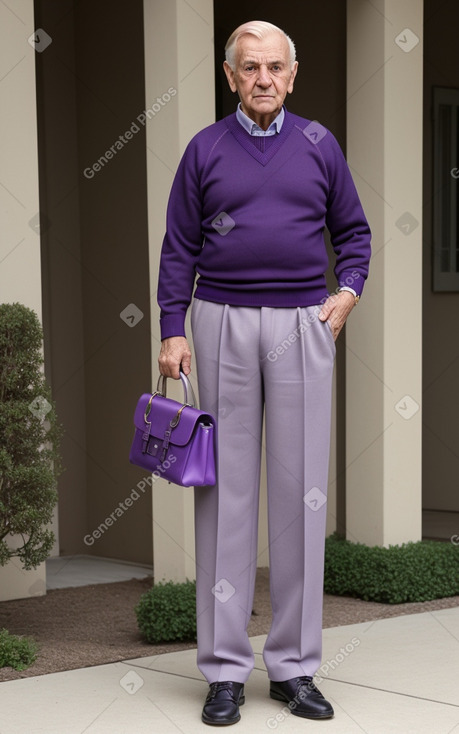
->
xmin=194 ymin=282 xmax=329 ymax=309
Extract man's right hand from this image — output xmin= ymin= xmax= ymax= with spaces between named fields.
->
xmin=158 ymin=336 xmax=192 ymax=379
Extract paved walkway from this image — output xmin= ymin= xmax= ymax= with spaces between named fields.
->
xmin=1 ymin=606 xmax=458 ymax=733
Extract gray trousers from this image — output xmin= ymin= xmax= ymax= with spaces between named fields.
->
xmin=190 ymin=299 xmax=335 ymax=684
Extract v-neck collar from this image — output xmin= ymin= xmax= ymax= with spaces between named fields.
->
xmin=225 ymin=110 xmax=296 ymax=166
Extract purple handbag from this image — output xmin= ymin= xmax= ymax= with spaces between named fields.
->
xmin=129 ymin=371 xmax=216 ymax=487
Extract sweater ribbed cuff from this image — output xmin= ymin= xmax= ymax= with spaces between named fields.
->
xmin=338 ymin=271 xmax=366 ymax=297
xmin=160 ymin=314 xmax=186 ymax=340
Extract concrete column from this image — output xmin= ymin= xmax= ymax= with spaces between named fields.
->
xmin=346 ymin=0 xmax=423 ymax=546
xmin=143 ymin=0 xmax=215 ymax=581
xmin=0 ymin=0 xmax=47 ymax=598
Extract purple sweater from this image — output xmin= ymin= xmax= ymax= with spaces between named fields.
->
xmin=158 ymin=109 xmax=371 ymax=340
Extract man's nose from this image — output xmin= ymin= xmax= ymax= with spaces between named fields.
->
xmin=256 ymin=65 xmax=272 ymax=87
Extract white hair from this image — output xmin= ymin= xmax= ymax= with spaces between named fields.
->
xmin=225 ymin=20 xmax=296 ymax=70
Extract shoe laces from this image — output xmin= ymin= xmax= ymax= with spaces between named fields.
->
xmin=208 ymin=682 xmax=238 ymax=700
xmin=295 ymin=676 xmax=320 ymax=696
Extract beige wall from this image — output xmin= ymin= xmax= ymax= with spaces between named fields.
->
xmin=422 ymin=0 xmax=459 ymax=514
xmin=0 ymin=0 xmax=46 ymax=598
xmin=36 ymin=0 xmax=153 ymax=563
xmin=346 ymin=0 xmax=423 ymax=546
xmin=144 ymin=0 xmax=216 ymax=582
xmin=5 ymin=0 xmax=446 ymax=596
xmin=1 ymin=0 xmax=42 ymax=313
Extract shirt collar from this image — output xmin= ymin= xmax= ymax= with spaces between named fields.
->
xmin=236 ymin=103 xmax=285 ymax=136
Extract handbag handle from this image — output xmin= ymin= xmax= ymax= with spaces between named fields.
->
xmin=156 ymin=369 xmax=197 ymax=408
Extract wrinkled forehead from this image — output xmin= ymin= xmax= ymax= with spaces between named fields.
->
xmin=235 ymin=32 xmax=290 ymax=66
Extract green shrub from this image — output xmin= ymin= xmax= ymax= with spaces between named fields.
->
xmin=0 ymin=628 xmax=37 ymax=671
xmin=135 ymin=580 xmax=197 ymax=643
xmin=324 ymin=533 xmax=459 ymax=603
xmin=0 ymin=303 xmax=62 ymax=570
xmin=135 ymin=537 xmax=458 ymax=641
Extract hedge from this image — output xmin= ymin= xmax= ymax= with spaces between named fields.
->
xmin=135 ymin=579 xmax=197 ymax=643
xmin=135 ymin=536 xmax=459 ymax=644
xmin=324 ymin=533 xmax=459 ymax=603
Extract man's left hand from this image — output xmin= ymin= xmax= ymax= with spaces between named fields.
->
xmin=318 ymin=290 xmax=356 ymax=341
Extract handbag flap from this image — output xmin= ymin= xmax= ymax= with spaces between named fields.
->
xmin=133 ymin=393 xmax=215 ymax=447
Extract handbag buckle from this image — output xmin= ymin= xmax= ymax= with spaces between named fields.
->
xmin=169 ymin=403 xmax=191 ymax=429
xmin=144 ymin=391 xmax=160 ymax=425
xmin=159 ymin=403 xmax=192 ymax=461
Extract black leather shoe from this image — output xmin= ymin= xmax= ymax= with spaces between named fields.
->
xmin=202 ymin=681 xmax=245 ymax=726
xmin=270 ymin=676 xmax=334 ymax=719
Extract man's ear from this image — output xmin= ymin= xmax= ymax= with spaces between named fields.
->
xmin=287 ymin=61 xmax=299 ymax=94
xmin=223 ymin=60 xmax=237 ymax=93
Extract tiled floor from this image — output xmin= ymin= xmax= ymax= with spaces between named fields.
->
xmin=1 ymin=608 xmax=458 ymax=733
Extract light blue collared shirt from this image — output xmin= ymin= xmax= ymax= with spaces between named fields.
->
xmin=236 ymin=103 xmax=285 ymax=136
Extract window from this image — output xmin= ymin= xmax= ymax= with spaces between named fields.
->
xmin=432 ymin=87 xmax=459 ymax=291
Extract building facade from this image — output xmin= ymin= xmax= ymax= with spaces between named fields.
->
xmin=0 ymin=0 xmax=457 ymax=598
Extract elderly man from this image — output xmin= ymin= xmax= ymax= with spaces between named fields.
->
xmin=158 ymin=20 xmax=371 ymax=726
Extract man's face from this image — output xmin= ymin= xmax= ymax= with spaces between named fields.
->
xmin=223 ymin=32 xmax=298 ymax=130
